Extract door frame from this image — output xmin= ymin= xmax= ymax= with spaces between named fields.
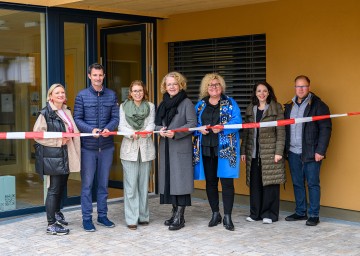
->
xmin=100 ymin=24 xmax=148 ymax=190
xmin=100 ymin=24 xmax=148 ymax=85
xmin=46 ymin=10 xmax=98 ymax=206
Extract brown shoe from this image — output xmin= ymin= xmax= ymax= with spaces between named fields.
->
xmin=127 ymin=225 xmax=137 ymax=230
xmin=138 ymin=221 xmax=149 ymax=226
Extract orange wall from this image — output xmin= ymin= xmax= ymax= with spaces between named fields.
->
xmin=157 ymin=0 xmax=360 ymax=211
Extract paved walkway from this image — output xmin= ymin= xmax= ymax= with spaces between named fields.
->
xmin=1 ymin=196 xmax=360 ymax=256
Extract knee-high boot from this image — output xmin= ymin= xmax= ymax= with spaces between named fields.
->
xmin=164 ymin=204 xmax=177 ymax=226
xmin=169 ymin=206 xmax=185 ymax=231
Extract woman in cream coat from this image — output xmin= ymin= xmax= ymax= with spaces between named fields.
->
xmin=34 ymin=83 xmax=81 ymax=235
xmin=119 ymin=80 xmax=156 ymax=230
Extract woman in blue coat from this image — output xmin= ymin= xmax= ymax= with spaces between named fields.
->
xmin=193 ymin=73 xmax=242 ymax=231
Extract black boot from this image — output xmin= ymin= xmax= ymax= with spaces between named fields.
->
xmin=223 ymin=214 xmax=234 ymax=231
xmin=208 ymin=211 xmax=222 ymax=227
xmin=164 ymin=205 xmax=177 ymax=226
xmin=169 ymin=206 xmax=185 ymax=231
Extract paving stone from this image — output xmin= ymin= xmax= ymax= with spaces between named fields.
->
xmin=0 ymin=196 xmax=359 ymax=255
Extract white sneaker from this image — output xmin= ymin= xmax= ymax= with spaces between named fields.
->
xmin=246 ymin=217 xmax=255 ymax=222
xmin=263 ymin=218 xmax=273 ymax=224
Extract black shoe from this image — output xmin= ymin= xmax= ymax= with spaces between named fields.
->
xmin=55 ymin=211 xmax=68 ymax=226
xmin=223 ymin=214 xmax=234 ymax=231
xmin=306 ymin=217 xmax=320 ymax=226
xmin=164 ymin=205 xmax=177 ymax=226
xmin=285 ymin=213 xmax=308 ymax=221
xmin=208 ymin=212 xmax=222 ymax=227
xmin=169 ymin=206 xmax=185 ymax=231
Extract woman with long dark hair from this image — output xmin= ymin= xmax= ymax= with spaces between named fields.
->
xmin=240 ymin=81 xmax=286 ymax=224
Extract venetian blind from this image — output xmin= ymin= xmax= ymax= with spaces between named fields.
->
xmin=168 ymin=34 xmax=266 ymax=116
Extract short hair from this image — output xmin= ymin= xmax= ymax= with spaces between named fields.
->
xmin=47 ymin=83 xmax=66 ymax=102
xmin=159 ymin=71 xmax=187 ymax=94
xmin=128 ymin=80 xmax=149 ymax=101
xmin=294 ymin=75 xmax=310 ymax=84
xmin=88 ymin=63 xmax=105 ymax=75
xmin=251 ymin=81 xmax=277 ymax=105
xmin=199 ymin=73 xmax=226 ymax=100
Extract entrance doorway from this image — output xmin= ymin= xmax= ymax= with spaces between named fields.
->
xmin=100 ymin=22 xmax=155 ymax=195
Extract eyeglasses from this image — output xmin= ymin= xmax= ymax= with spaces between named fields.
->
xmin=294 ymin=85 xmax=309 ymax=89
xmin=166 ymin=83 xmax=179 ymax=87
xmin=132 ymin=90 xmax=143 ymax=94
xmin=208 ymin=83 xmax=221 ymax=88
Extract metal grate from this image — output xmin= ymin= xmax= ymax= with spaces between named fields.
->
xmin=168 ymin=34 xmax=266 ymax=116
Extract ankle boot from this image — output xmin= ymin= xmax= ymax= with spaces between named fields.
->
xmin=169 ymin=206 xmax=185 ymax=231
xmin=164 ymin=205 xmax=177 ymax=226
xmin=208 ymin=211 xmax=222 ymax=227
xmin=223 ymin=214 xmax=234 ymax=231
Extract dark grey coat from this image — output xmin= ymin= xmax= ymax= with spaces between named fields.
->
xmin=155 ymin=98 xmax=197 ymax=195
xmin=241 ymin=100 xmax=286 ymax=186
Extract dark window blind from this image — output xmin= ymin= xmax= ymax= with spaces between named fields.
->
xmin=168 ymin=34 xmax=266 ymax=115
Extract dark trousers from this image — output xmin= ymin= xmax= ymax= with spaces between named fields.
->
xmin=203 ymin=156 xmax=234 ymax=214
xmin=46 ymin=174 xmax=69 ymax=225
xmin=249 ymin=158 xmax=280 ymax=221
xmin=81 ymin=146 xmax=114 ymax=220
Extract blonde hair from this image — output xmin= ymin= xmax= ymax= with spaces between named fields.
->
xmin=199 ymin=73 xmax=226 ymax=100
xmin=47 ymin=83 xmax=66 ymax=102
xmin=159 ymin=71 xmax=187 ymax=94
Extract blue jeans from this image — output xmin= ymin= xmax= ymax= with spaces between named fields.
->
xmin=288 ymin=151 xmax=321 ymax=217
xmin=81 ymin=146 xmax=114 ymax=220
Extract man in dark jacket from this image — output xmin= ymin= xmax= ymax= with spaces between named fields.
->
xmin=284 ymin=75 xmax=332 ymax=226
xmin=74 ymin=63 xmax=119 ymax=232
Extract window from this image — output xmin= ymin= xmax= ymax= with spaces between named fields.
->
xmin=168 ymin=34 xmax=266 ymax=115
xmin=0 ymin=8 xmax=46 ymax=214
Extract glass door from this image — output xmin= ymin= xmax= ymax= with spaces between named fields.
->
xmin=47 ymin=11 xmax=96 ymax=206
xmin=100 ymin=23 xmax=155 ymax=195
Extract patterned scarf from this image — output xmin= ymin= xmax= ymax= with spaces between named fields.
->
xmin=193 ymin=94 xmax=237 ymax=167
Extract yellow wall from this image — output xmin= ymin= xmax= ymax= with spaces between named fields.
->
xmin=157 ymin=0 xmax=360 ymax=211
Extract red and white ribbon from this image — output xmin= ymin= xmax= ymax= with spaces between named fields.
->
xmin=0 ymin=112 xmax=359 ymax=139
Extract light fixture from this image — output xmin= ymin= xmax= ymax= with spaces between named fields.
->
xmin=0 ymin=20 xmax=9 ymax=30
xmin=24 ymin=21 xmax=39 ymax=28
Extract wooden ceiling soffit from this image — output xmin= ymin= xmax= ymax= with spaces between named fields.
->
xmin=2 ymin=0 xmax=83 ymax=7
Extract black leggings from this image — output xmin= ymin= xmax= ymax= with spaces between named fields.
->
xmin=203 ymin=156 xmax=234 ymax=214
xmin=46 ymin=174 xmax=69 ymax=225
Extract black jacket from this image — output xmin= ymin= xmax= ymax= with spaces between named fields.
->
xmin=34 ymin=103 xmax=69 ymax=177
xmin=284 ymin=93 xmax=332 ymax=162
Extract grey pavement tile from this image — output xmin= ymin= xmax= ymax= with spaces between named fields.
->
xmin=0 ymin=196 xmax=360 ymax=256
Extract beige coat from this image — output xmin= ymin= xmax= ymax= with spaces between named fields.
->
xmin=33 ymin=102 xmax=81 ymax=172
xmin=119 ymin=101 xmax=156 ymax=162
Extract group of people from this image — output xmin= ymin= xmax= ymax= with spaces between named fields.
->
xmin=34 ymin=63 xmax=332 ymax=236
